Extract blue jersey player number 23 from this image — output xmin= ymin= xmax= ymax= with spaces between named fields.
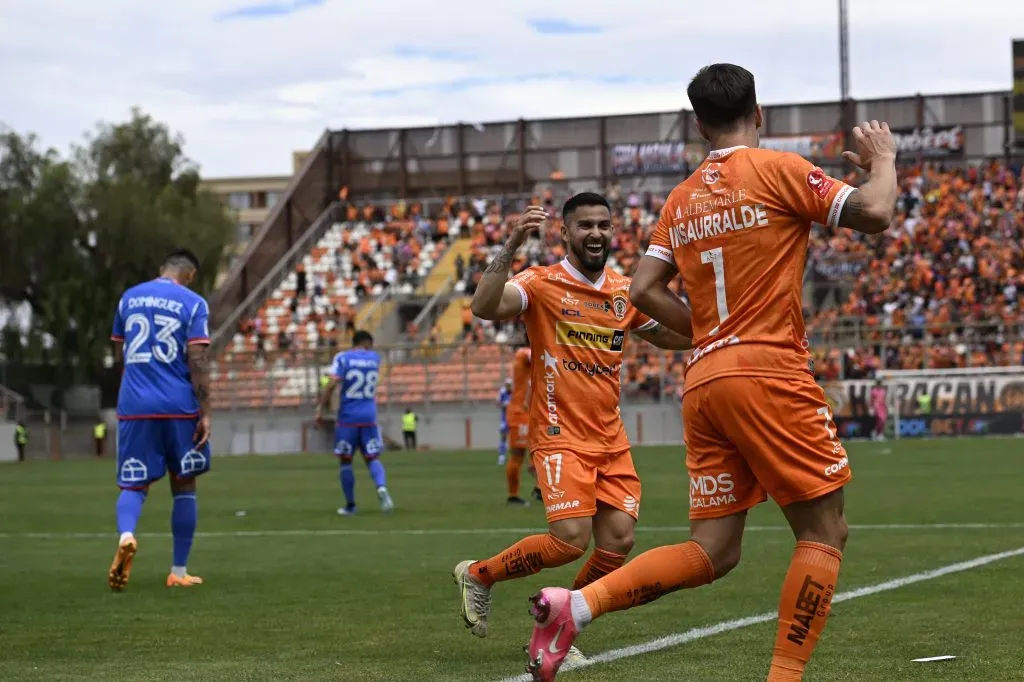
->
xmin=112 ymin=277 xmax=212 ymax=488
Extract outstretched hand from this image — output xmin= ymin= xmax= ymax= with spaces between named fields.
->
xmin=842 ymin=120 xmax=897 ymax=171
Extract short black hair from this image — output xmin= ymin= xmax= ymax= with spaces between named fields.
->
xmin=687 ymin=64 xmax=757 ymax=132
xmin=352 ymin=330 xmax=374 ymax=347
xmin=561 ymin=192 xmax=610 ymax=224
xmin=164 ymin=248 xmax=200 ymax=272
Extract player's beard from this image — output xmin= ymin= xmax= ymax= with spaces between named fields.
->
xmin=570 ymin=238 xmax=610 ymax=274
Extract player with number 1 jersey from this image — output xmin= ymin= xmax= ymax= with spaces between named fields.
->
xmin=523 ymin=64 xmax=899 ymax=682
xmin=316 ymin=330 xmax=393 ymax=515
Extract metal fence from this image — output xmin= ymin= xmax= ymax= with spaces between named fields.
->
xmin=211 ymin=319 xmax=1022 ymax=411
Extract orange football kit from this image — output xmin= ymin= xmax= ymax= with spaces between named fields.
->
xmin=506 ymin=348 xmax=531 ymax=451
xmin=524 ymin=145 xmax=861 ymax=682
xmin=646 ymin=145 xmax=854 ymax=516
xmin=510 ymin=259 xmax=655 ymax=523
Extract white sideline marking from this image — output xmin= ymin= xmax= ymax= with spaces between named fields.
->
xmin=0 ymin=522 xmax=1023 ymax=540
xmin=497 ymin=545 xmax=1024 ymax=682
xmin=912 ymin=655 xmax=957 ymax=662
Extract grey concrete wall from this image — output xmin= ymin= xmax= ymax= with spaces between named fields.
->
xmin=209 ymin=401 xmax=686 ymax=455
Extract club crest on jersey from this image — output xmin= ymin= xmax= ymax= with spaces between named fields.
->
xmin=611 ymin=293 xmax=628 ymax=321
xmin=701 ymin=163 xmax=721 ymax=185
xmin=806 ymin=167 xmax=834 ymax=199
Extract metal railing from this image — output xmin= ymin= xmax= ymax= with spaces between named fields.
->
xmin=211 ymin=202 xmax=343 ymax=352
xmin=1 ymin=384 xmax=26 ymax=422
xmin=211 ymin=318 xmax=1023 ymax=411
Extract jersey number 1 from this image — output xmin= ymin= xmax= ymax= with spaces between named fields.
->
xmin=700 ymin=247 xmax=730 ymax=335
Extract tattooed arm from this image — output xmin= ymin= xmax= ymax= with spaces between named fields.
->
xmin=188 ymin=342 xmax=213 ymax=447
xmin=633 ymin=322 xmax=693 ymax=351
xmin=838 ymin=121 xmax=899 ymax=235
xmin=470 ymin=205 xmax=547 ymax=320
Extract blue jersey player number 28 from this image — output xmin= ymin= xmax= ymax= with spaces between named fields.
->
xmin=315 ymin=330 xmax=394 ymax=515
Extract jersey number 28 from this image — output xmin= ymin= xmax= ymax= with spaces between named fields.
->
xmin=344 ymin=369 xmax=379 ymax=400
xmin=125 ymin=314 xmax=181 ymax=364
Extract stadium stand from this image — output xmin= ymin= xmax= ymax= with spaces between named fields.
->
xmin=212 ymin=161 xmax=1022 ymax=409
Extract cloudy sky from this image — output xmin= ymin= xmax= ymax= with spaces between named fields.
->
xmin=1 ymin=0 xmax=1021 ymax=178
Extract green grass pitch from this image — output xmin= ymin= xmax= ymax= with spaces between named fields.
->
xmin=2 ymin=438 xmax=1023 ymax=681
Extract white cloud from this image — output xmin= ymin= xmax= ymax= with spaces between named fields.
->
xmin=1 ymin=0 xmax=1020 ymax=177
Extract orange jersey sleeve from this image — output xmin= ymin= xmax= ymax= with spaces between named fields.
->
xmin=772 ymin=153 xmax=855 ymax=228
xmin=644 ymin=203 xmax=677 ymax=267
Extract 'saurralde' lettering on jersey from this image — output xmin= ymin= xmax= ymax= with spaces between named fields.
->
xmin=668 ymin=204 xmax=769 ymax=247
xmin=555 ymin=321 xmax=625 ymax=352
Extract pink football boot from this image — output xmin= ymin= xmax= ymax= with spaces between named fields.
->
xmin=525 ymin=587 xmax=581 ymax=681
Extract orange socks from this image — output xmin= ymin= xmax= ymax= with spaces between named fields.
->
xmin=580 ymin=541 xmax=714 ymax=618
xmin=470 ymin=534 xmax=585 ymax=587
xmin=768 ymin=541 xmax=843 ymax=681
xmin=571 ymin=547 xmax=627 ymax=590
xmin=506 ymin=455 xmax=522 ymax=498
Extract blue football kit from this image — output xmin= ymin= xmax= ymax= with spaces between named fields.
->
xmin=329 ymin=347 xmax=391 ymax=514
xmin=110 ymin=274 xmax=209 ymax=585
xmin=331 ymin=348 xmax=383 ymax=459
xmin=498 ymin=386 xmax=512 ymax=436
xmin=112 ymin=277 xmax=211 ymax=489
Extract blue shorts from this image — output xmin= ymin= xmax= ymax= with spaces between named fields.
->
xmin=117 ymin=418 xmax=212 ymax=489
xmin=334 ymin=424 xmax=383 ymax=460
xmin=499 ymin=420 xmax=509 ymax=437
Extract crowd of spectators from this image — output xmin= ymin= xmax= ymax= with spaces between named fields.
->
xmin=231 ymin=160 xmax=1023 ymax=401
xmin=457 ymin=162 xmax=1023 ymax=395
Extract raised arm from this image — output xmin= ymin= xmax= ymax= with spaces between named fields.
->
xmin=470 ymin=206 xmax=546 ymax=321
xmin=629 ymin=254 xmax=694 ymax=341
xmin=838 ymin=120 xmax=899 ymax=235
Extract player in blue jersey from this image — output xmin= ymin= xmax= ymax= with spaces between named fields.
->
xmin=315 ymin=330 xmax=394 ymax=515
xmin=496 ymin=378 xmax=512 ymax=466
xmin=107 ymin=249 xmax=213 ymax=591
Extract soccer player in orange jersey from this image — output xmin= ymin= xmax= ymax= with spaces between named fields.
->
xmin=452 ymin=193 xmax=692 ymax=654
xmin=524 ymin=64 xmax=898 ymax=681
xmin=505 ymin=338 xmax=540 ymax=504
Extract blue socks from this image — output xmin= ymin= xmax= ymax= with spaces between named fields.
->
xmin=171 ymin=493 xmax=198 ymax=568
xmin=498 ymin=439 xmax=508 ymax=459
xmin=116 ymin=489 xmax=147 ymax=535
xmin=340 ymin=463 xmax=356 ymax=507
xmin=367 ymin=458 xmax=387 ymax=489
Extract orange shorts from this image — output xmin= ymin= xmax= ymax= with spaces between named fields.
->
xmin=508 ymin=420 xmax=530 ymax=451
xmin=683 ymin=375 xmax=851 ymax=520
xmin=532 ymin=448 xmax=641 ymax=523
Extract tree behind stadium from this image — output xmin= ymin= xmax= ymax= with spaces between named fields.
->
xmin=0 ymin=108 xmax=234 ymax=393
